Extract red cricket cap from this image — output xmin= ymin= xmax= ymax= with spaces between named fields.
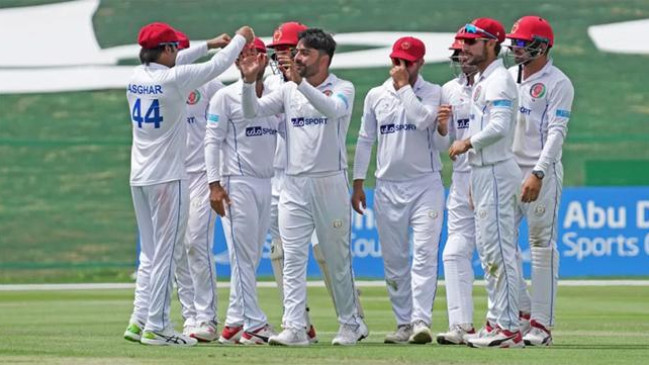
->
xmin=250 ymin=37 xmax=267 ymax=53
xmin=268 ymin=21 xmax=308 ymax=48
xmin=175 ymin=30 xmax=190 ymax=50
xmin=455 ymin=18 xmax=506 ymax=44
xmin=449 ymin=27 xmax=464 ymax=50
xmin=390 ymin=36 xmax=426 ymax=62
xmin=506 ymin=16 xmax=554 ymax=47
xmin=138 ymin=22 xmax=179 ymax=49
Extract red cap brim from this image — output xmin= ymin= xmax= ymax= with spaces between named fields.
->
xmin=389 ymin=51 xmax=419 ymax=62
xmin=455 ymin=33 xmax=481 ymax=40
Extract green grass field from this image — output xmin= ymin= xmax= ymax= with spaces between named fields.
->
xmin=1 ymin=285 xmax=648 ymax=364
xmin=1 ymin=0 xmax=649 ymax=281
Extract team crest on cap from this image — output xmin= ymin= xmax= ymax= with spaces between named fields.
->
xmin=401 ymin=41 xmax=411 ymax=50
xmin=187 ymin=90 xmax=201 ymax=105
xmin=473 ymin=85 xmax=482 ymax=102
xmin=530 ymin=83 xmax=547 ymax=98
xmin=273 ymin=30 xmax=282 ymax=42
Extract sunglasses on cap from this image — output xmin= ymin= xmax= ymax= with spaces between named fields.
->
xmin=463 ymin=23 xmax=498 ymax=40
xmin=391 ymin=58 xmax=413 ymax=67
xmin=159 ymin=41 xmax=180 ymax=49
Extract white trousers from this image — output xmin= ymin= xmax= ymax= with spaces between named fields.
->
xmin=279 ymin=172 xmax=361 ymax=329
xmin=222 ymin=176 xmax=272 ymax=331
xmin=442 ymin=171 xmax=476 ymax=327
xmin=175 ymin=171 xmax=217 ymax=326
xmin=130 ymin=180 xmax=188 ymax=332
xmin=270 ymin=169 xmax=284 ymax=242
xmin=375 ymin=173 xmax=444 ymax=326
xmin=471 ymin=159 xmax=522 ymax=332
xmin=516 ymin=162 xmax=563 ymax=328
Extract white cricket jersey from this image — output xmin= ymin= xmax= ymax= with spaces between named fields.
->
xmin=442 ymin=75 xmax=473 ymax=173
xmin=127 ymin=34 xmax=246 ymax=186
xmin=509 ymin=60 xmax=574 ymax=174
xmin=265 ymin=74 xmax=287 ymax=170
xmin=204 ymin=80 xmax=281 ymax=183
xmin=242 ymin=73 xmax=354 ymax=176
xmin=467 ymin=59 xmax=518 ymax=167
xmin=353 ymin=76 xmax=447 ymax=181
xmin=185 ymin=79 xmax=224 ymax=173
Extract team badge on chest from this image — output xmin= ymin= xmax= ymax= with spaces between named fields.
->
xmin=186 ymin=90 xmax=202 ymax=105
xmin=529 ymin=83 xmax=546 ymax=99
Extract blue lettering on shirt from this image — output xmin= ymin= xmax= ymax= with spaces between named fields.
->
xmin=379 ymin=123 xmax=417 ymax=134
xmin=128 ymin=84 xmax=163 ymax=95
xmin=291 ymin=117 xmax=328 ymax=127
xmin=457 ymin=118 xmax=469 ymax=129
xmin=245 ymin=126 xmax=277 ymax=137
xmin=519 ymin=106 xmax=532 ymax=115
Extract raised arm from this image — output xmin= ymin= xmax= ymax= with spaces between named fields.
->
xmin=175 ymin=26 xmax=254 ymax=95
xmin=296 ymin=79 xmax=354 ymax=119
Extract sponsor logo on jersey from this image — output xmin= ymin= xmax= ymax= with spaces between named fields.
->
xmin=530 ymin=82 xmax=547 ymax=98
xmin=379 ymin=123 xmax=417 ymax=134
xmin=457 ymin=118 xmax=469 ymax=129
xmin=245 ymin=126 xmax=277 ymax=137
xmin=556 ymin=109 xmax=571 ymax=118
xmin=128 ymin=84 xmax=163 ymax=95
xmin=186 ymin=90 xmax=201 ymax=105
xmin=473 ymin=85 xmax=482 ymax=102
xmin=519 ymin=106 xmax=532 ymax=115
xmin=290 ymin=117 xmax=328 ymax=127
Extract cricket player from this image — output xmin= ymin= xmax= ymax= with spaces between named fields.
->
xmin=507 ymin=16 xmax=574 ymax=346
xmin=165 ymin=30 xmax=226 ymax=342
xmin=449 ymin=18 xmax=524 ymax=348
xmin=352 ymin=36 xmax=446 ymax=345
xmin=265 ymin=21 xmax=319 ymax=343
xmin=435 ymin=33 xmax=480 ymax=345
xmin=123 ymin=22 xmax=254 ymax=347
xmin=240 ymin=28 xmax=368 ymax=346
xmin=205 ymin=38 xmax=280 ymax=345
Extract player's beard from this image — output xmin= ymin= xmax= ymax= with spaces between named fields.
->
xmin=296 ymin=60 xmax=316 ymax=78
xmin=466 ymin=46 xmax=487 ymax=67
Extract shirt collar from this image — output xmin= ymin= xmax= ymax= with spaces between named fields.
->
xmin=478 ymin=58 xmax=504 ymax=82
xmin=146 ymin=62 xmax=170 ymax=70
xmin=521 ymin=58 xmax=554 ymax=83
xmin=315 ymin=73 xmax=336 ymax=90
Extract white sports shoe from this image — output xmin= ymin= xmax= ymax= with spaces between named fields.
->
xmin=218 ymin=325 xmax=243 ymax=344
xmin=523 ymin=320 xmax=552 ymax=346
xmin=190 ymin=320 xmax=218 ymax=342
xmin=183 ymin=319 xmax=197 ymax=337
xmin=268 ymin=328 xmax=309 ymax=346
xmin=123 ymin=321 xmax=144 ymax=342
xmin=409 ymin=320 xmax=432 ymax=344
xmin=466 ymin=327 xmax=524 ymax=348
xmin=436 ymin=324 xmax=475 ymax=345
xmin=462 ymin=321 xmax=494 ymax=342
xmin=332 ymin=320 xmax=369 ymax=346
xmin=384 ymin=324 xmax=413 ymax=344
xmin=240 ymin=324 xmax=277 ymax=345
xmin=140 ymin=329 xmax=198 ymax=347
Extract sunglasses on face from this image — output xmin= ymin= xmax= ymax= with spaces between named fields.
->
xmin=391 ymin=58 xmax=413 ymax=67
xmin=463 ymin=23 xmax=498 ymax=40
xmin=510 ymin=39 xmax=529 ymax=48
xmin=462 ymin=38 xmax=490 ymax=46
